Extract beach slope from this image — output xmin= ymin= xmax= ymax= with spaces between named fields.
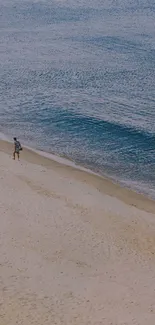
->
xmin=0 ymin=142 xmax=155 ymax=324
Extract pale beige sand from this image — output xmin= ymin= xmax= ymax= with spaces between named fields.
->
xmin=0 ymin=140 xmax=155 ymax=325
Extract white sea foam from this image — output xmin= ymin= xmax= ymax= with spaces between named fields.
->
xmin=0 ymin=132 xmax=10 ymax=141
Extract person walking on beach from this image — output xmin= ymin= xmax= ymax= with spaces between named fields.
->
xmin=13 ymin=137 xmax=22 ymax=160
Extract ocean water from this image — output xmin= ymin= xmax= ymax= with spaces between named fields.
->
xmin=0 ymin=0 xmax=155 ymax=197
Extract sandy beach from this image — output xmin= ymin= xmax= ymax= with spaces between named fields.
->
xmin=0 ymin=140 xmax=155 ymax=325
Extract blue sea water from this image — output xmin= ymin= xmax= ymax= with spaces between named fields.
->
xmin=0 ymin=0 xmax=155 ymax=197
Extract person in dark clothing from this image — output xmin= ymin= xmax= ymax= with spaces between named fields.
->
xmin=13 ymin=137 xmax=22 ymax=160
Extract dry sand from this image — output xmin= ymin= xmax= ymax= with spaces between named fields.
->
xmin=0 ymin=140 xmax=155 ymax=324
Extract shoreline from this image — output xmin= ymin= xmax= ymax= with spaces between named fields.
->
xmin=0 ymin=138 xmax=155 ymax=214
xmin=0 ymin=131 xmax=154 ymax=201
